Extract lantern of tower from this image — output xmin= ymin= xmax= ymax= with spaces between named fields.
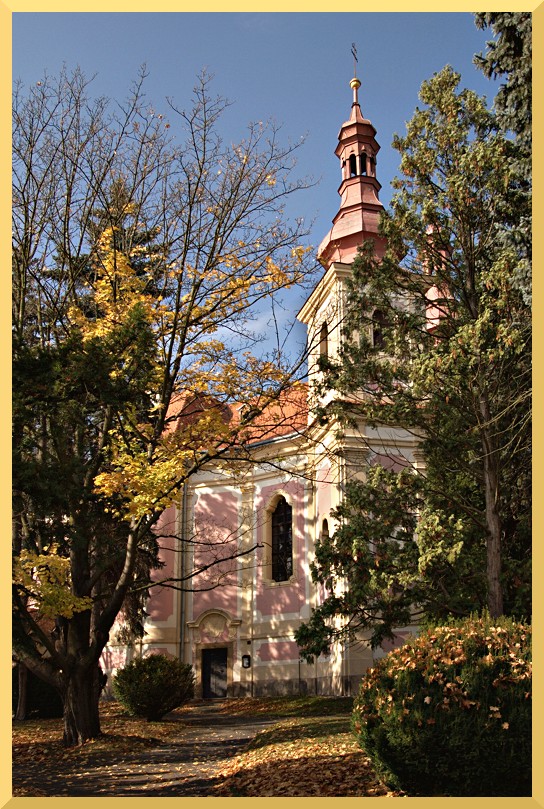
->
xmin=317 ymin=76 xmax=387 ymax=269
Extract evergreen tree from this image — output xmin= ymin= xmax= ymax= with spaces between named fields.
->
xmin=474 ymin=12 xmax=531 ymax=305
xmin=296 ymin=66 xmax=531 ymax=661
xmin=474 ymin=12 xmax=531 ymax=151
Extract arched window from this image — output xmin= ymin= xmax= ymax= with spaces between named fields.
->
xmin=349 ymin=153 xmax=357 ymax=177
xmin=271 ymin=496 xmax=293 ymax=582
xmin=373 ymin=309 xmax=386 ymax=349
xmin=321 ymin=518 xmax=329 ymax=540
xmin=360 ymin=151 xmax=367 ymax=176
xmin=319 ymin=322 xmax=329 ymax=359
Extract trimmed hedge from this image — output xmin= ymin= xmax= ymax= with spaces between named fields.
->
xmin=112 ymin=654 xmax=195 ymax=721
xmin=352 ymin=614 xmax=531 ymax=796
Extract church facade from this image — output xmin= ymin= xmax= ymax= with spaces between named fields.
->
xmin=102 ymin=76 xmax=420 ymax=699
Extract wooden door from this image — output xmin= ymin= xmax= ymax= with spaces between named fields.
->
xmin=202 ymin=648 xmax=228 ymax=698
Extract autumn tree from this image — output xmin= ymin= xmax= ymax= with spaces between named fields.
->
xmin=12 ymin=66 xmax=314 ymax=745
xmin=295 ymin=65 xmax=531 ymax=660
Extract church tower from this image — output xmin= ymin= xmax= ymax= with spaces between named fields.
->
xmin=298 ymin=71 xmax=387 ymax=391
xmin=317 ymin=75 xmax=386 ymax=268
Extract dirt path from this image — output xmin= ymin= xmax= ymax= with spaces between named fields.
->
xmin=12 ymin=701 xmax=278 ymax=797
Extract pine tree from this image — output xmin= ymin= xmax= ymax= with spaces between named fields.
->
xmin=474 ymin=12 xmax=531 ymax=305
xmin=296 ymin=66 xmax=531 ymax=660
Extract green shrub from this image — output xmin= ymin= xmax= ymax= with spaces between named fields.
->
xmin=352 ymin=614 xmax=531 ymax=796
xmin=112 ymin=654 xmax=195 ymax=721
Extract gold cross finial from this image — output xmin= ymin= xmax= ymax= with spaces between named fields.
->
xmin=351 ymin=43 xmax=358 ymax=78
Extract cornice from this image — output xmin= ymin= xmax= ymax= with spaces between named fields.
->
xmin=297 ymin=261 xmax=352 ymax=324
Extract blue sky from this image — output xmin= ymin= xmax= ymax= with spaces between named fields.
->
xmin=12 ymin=12 xmax=497 ymax=349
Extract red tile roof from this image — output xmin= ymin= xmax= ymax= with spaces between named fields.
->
xmin=167 ymin=383 xmax=309 ymax=449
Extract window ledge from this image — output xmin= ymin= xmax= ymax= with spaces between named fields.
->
xmin=263 ymin=575 xmax=297 ymax=588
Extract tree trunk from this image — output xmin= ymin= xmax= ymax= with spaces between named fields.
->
xmin=61 ymin=663 xmax=106 ymax=747
xmin=14 ymin=662 xmax=28 ymax=721
xmin=480 ymin=397 xmax=503 ymax=618
xmin=484 ymin=457 xmax=503 ymax=617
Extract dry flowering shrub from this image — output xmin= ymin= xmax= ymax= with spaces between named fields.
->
xmin=352 ymin=613 xmax=531 ymax=796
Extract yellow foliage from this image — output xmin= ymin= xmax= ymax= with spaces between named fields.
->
xmin=94 ymin=397 xmax=235 ymax=520
xmin=291 ymin=245 xmax=312 ymax=263
xmin=66 ymin=221 xmax=304 ymax=522
xmin=68 ymin=227 xmax=161 ymax=344
xmin=13 ymin=547 xmax=93 ymax=619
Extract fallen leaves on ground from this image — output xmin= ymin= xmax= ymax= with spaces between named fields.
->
xmin=212 ymin=715 xmax=404 ymax=797
xmin=12 ymin=698 xmax=401 ymax=798
xmin=213 ymin=695 xmax=355 ymax=717
xmin=13 ymin=701 xmax=180 ymax=758
xmin=12 ymin=702 xmax=192 ymax=796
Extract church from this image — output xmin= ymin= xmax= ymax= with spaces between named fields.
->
xmin=102 ymin=75 xmax=421 ymax=699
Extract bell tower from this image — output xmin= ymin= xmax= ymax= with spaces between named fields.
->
xmin=298 ymin=71 xmax=387 ymax=397
xmin=317 ymin=75 xmax=387 ymax=268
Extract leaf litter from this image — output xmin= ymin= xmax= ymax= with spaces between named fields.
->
xmin=13 ymin=697 xmax=401 ymax=797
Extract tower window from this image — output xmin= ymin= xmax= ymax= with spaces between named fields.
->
xmin=319 ymin=322 xmax=329 ymax=359
xmin=360 ymin=152 xmax=367 ymax=176
xmin=271 ymin=496 xmax=293 ymax=582
xmin=349 ymin=153 xmax=357 ymax=177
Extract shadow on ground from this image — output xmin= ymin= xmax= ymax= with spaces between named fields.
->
xmin=13 ymin=701 xmax=278 ymax=797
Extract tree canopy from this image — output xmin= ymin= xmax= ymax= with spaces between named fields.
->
xmin=296 ymin=61 xmax=531 ymax=660
xmin=12 ymin=67 xmax=314 ymax=744
xmin=474 ymin=12 xmax=531 ymax=304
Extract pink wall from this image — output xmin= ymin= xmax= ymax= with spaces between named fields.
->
xmin=258 ymin=640 xmax=299 ymax=662
xmin=191 ymin=489 xmax=239 ymax=620
xmin=101 ymin=645 xmax=130 ymax=673
xmin=255 ymin=481 xmax=306 ymax=617
xmin=147 ymin=505 xmax=176 ymax=622
xmin=426 ymin=284 xmax=453 ymax=333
